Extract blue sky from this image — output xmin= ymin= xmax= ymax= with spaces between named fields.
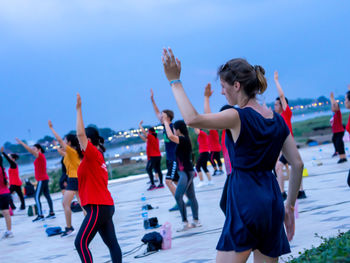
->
xmin=0 ymin=0 xmax=349 ymax=142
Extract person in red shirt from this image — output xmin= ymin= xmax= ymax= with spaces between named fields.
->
xmin=330 ymin=92 xmax=347 ymax=163
xmin=344 ymin=87 xmax=350 ymax=187
xmin=1 ymin=147 xmax=25 ymax=210
xmin=0 ymin=155 xmax=13 ymax=239
xmin=194 ymin=128 xmax=212 ymax=188
xmin=138 ymin=120 xmax=164 ymax=190
xmin=274 ymin=71 xmax=306 ymax=200
xmin=16 ymin=138 xmax=55 ymax=221
xmin=74 ymin=94 xmax=122 ymax=263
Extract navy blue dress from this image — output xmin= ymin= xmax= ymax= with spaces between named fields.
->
xmin=216 ymin=107 xmax=291 ymax=257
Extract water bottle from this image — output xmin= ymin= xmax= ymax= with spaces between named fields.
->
xmin=141 ymin=193 xmax=149 ymax=229
xmin=160 ymin=222 xmax=172 ymax=250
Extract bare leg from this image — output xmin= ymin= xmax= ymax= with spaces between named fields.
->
xmin=206 ymin=172 xmax=212 ymax=182
xmin=198 ymin=171 xmax=204 ymax=182
xmin=216 ymin=250 xmax=251 ymax=263
xmin=2 ymin=210 xmax=11 ymax=231
xmin=62 ymin=190 xmax=75 ymax=228
xmin=253 ymin=250 xmax=278 ymax=263
xmin=275 ymin=161 xmax=285 ymax=192
xmin=166 ymin=179 xmax=177 ymax=196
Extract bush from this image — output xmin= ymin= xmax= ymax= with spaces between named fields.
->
xmin=48 ymin=169 xmax=63 ymax=193
xmin=287 ymin=231 xmax=350 ymax=263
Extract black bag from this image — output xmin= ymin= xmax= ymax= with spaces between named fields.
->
xmin=71 ymin=201 xmax=83 ymax=213
xmin=25 ymin=180 xmax=35 ymax=197
xmin=142 ymin=204 xmax=154 ymax=210
xmin=141 ymin=232 xmax=163 ymax=252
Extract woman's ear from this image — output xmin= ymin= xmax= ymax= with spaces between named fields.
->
xmin=233 ymin=81 xmax=240 ymax=91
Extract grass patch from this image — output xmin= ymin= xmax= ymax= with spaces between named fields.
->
xmin=287 ymin=231 xmax=350 ymax=263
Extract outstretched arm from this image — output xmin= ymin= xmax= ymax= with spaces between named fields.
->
xmin=150 ymin=89 xmax=162 ymax=121
xmin=48 ymin=120 xmax=67 ymax=150
xmin=163 ymin=119 xmax=179 ymax=144
xmin=274 ymin=71 xmax=288 ymax=111
xmin=76 ymin=94 xmax=88 ymax=151
xmin=1 ymin=147 xmax=16 ymax=168
xmin=204 ymin=83 xmax=213 ymax=114
xmin=162 ymin=48 xmax=239 ymax=131
xmin=15 ymin=138 xmax=38 ymax=158
xmin=330 ymin=92 xmax=339 ymax=112
xmin=138 ymin=121 xmax=148 ymax=137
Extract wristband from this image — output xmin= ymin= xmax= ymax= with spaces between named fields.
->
xmin=169 ymin=79 xmax=181 ymax=86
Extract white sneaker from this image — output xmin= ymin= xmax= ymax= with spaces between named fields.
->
xmin=1 ymin=231 xmax=14 ymax=239
xmin=196 ymin=181 xmax=206 ymax=188
xmin=176 ymin=222 xmax=192 ymax=232
xmin=207 ymin=180 xmax=214 ymax=186
xmin=191 ymin=220 xmax=202 ymax=228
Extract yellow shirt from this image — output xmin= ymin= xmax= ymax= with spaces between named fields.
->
xmin=63 ymin=145 xmax=80 ymax=178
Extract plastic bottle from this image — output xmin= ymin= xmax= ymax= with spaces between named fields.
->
xmin=141 ymin=193 xmax=149 ymax=229
xmin=160 ymin=222 xmax=172 ymax=250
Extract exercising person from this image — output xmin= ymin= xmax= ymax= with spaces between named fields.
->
xmin=0 ymin=154 xmax=13 ymax=239
xmin=138 ymin=121 xmax=164 ymax=190
xmin=344 ymin=86 xmax=350 ymax=187
xmin=274 ymin=71 xmax=307 ymax=200
xmin=194 ymin=128 xmax=212 ymax=187
xmin=163 ymin=117 xmax=201 ymax=232
xmin=1 ymin=147 xmax=25 ymax=210
xmin=59 ymin=158 xmax=68 ymax=195
xmin=330 ymin=91 xmax=347 ymax=164
xmin=161 ymin=48 xmax=303 ymax=262
xmin=74 ymin=93 xmax=122 ymax=263
xmin=48 ymin=120 xmax=83 ymax=237
xmin=16 ymin=138 xmax=55 ymax=221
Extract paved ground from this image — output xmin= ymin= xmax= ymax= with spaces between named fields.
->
xmin=1 ymin=143 xmax=350 ymax=263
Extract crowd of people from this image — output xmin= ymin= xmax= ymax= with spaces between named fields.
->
xmin=0 ymin=47 xmax=349 ymax=263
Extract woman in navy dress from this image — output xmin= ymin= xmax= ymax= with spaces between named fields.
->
xmin=161 ymin=48 xmax=303 ymax=263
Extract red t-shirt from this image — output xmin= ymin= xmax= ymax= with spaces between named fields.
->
xmin=281 ymin=104 xmax=294 ymax=137
xmin=146 ymin=133 xmax=161 ymax=158
xmin=77 ymin=142 xmax=114 ymax=206
xmin=221 ymin=130 xmax=232 ymax=175
xmin=0 ymin=169 xmax=10 ymax=195
xmin=9 ymin=167 xmax=22 ymax=186
xmin=208 ymin=130 xmax=222 ymax=152
xmin=332 ymin=110 xmax=345 ymax=133
xmin=346 ymin=115 xmax=350 ymax=133
xmin=34 ymin=152 xmax=49 ymax=181
xmin=197 ymin=130 xmax=209 ymax=153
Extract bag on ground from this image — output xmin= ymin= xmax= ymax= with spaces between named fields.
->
xmin=45 ymin=227 xmax=63 ymax=237
xmin=141 ymin=232 xmax=163 ymax=252
xmin=70 ymin=201 xmax=83 ymax=213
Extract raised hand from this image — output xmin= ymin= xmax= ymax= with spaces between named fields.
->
xmin=204 ymin=83 xmax=214 ymax=98
xmin=348 ymin=84 xmax=350 ymax=91
xmin=330 ymin=92 xmax=334 ymax=99
xmin=274 ymin=71 xmax=279 ymax=81
xmin=48 ymin=120 xmax=53 ymax=128
xmin=150 ymin=89 xmax=154 ymax=100
xmin=284 ymin=205 xmax=295 ymax=241
xmin=15 ymin=138 xmax=21 ymax=144
xmin=0 ymin=146 xmax=3 ymax=153
xmin=162 ymin=47 xmax=181 ymax=82
xmin=76 ymin=93 xmax=82 ymax=109
xmin=139 ymin=120 xmax=143 ymax=126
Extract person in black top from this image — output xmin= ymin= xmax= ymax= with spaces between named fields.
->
xmin=163 ymin=118 xmax=201 ymax=232
xmin=0 ymin=147 xmax=25 ymax=210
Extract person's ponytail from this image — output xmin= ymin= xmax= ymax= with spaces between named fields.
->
xmin=254 ymin=65 xmax=267 ymax=94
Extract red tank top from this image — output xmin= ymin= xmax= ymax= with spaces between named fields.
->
xmin=9 ymin=167 xmax=22 ymax=186
xmin=0 ymin=169 xmax=10 ymax=195
xmin=197 ymin=130 xmax=209 ymax=153
xmin=332 ymin=110 xmax=345 ymax=133
xmin=208 ymin=130 xmax=222 ymax=152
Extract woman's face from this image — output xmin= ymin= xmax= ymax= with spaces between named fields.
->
xmin=345 ymin=96 xmax=350 ymax=109
xmin=32 ymin=147 xmax=40 ymax=154
xmin=220 ymin=79 xmax=237 ymax=105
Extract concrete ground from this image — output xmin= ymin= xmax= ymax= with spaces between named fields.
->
xmin=1 ymin=143 xmax=350 ymax=263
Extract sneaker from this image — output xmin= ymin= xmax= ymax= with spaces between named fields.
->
xmin=212 ymin=170 xmax=219 ymax=176
xmin=156 ymin=183 xmax=164 ymax=189
xmin=191 ymin=220 xmax=202 ymax=228
xmin=176 ymin=222 xmax=192 ymax=232
xmin=61 ymin=227 xmax=75 ymax=237
xmin=32 ymin=215 xmax=45 ymax=222
xmin=1 ymin=231 xmax=14 ymax=239
xmin=332 ymin=152 xmax=338 ymax=157
xmin=169 ymin=204 xmax=179 ymax=212
xmin=196 ymin=181 xmax=206 ymax=188
xmin=207 ymin=180 xmax=214 ymax=186
xmin=46 ymin=213 xmax=56 ymax=219
xmin=147 ymin=184 xmax=156 ymax=191
xmin=337 ymin=158 xmax=347 ymax=164
xmin=282 ymin=192 xmax=287 ymax=201
xmin=297 ymin=190 xmax=307 ymax=199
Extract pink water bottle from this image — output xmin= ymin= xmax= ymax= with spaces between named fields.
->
xmin=160 ymin=222 xmax=172 ymax=250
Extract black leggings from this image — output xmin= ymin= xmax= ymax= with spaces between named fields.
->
xmin=196 ymin=152 xmax=209 ymax=173
xmin=9 ymin=185 xmax=25 ymax=209
xmin=332 ymin=132 xmax=345 ymax=155
xmin=210 ymin=151 xmax=222 ymax=169
xmin=35 ymin=180 xmax=54 ymax=215
xmin=146 ymin=156 xmax=163 ymax=185
xmin=75 ymin=205 xmax=122 ymax=263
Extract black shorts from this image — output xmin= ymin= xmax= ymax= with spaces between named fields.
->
xmin=279 ymin=155 xmax=288 ymax=165
xmin=59 ymin=173 xmax=68 ymax=190
xmin=165 ymin=159 xmax=179 ymax=182
xmin=66 ymin=177 xmax=78 ymax=191
xmin=196 ymin=152 xmax=210 ymax=173
xmin=0 ymin=193 xmax=11 ymax=210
